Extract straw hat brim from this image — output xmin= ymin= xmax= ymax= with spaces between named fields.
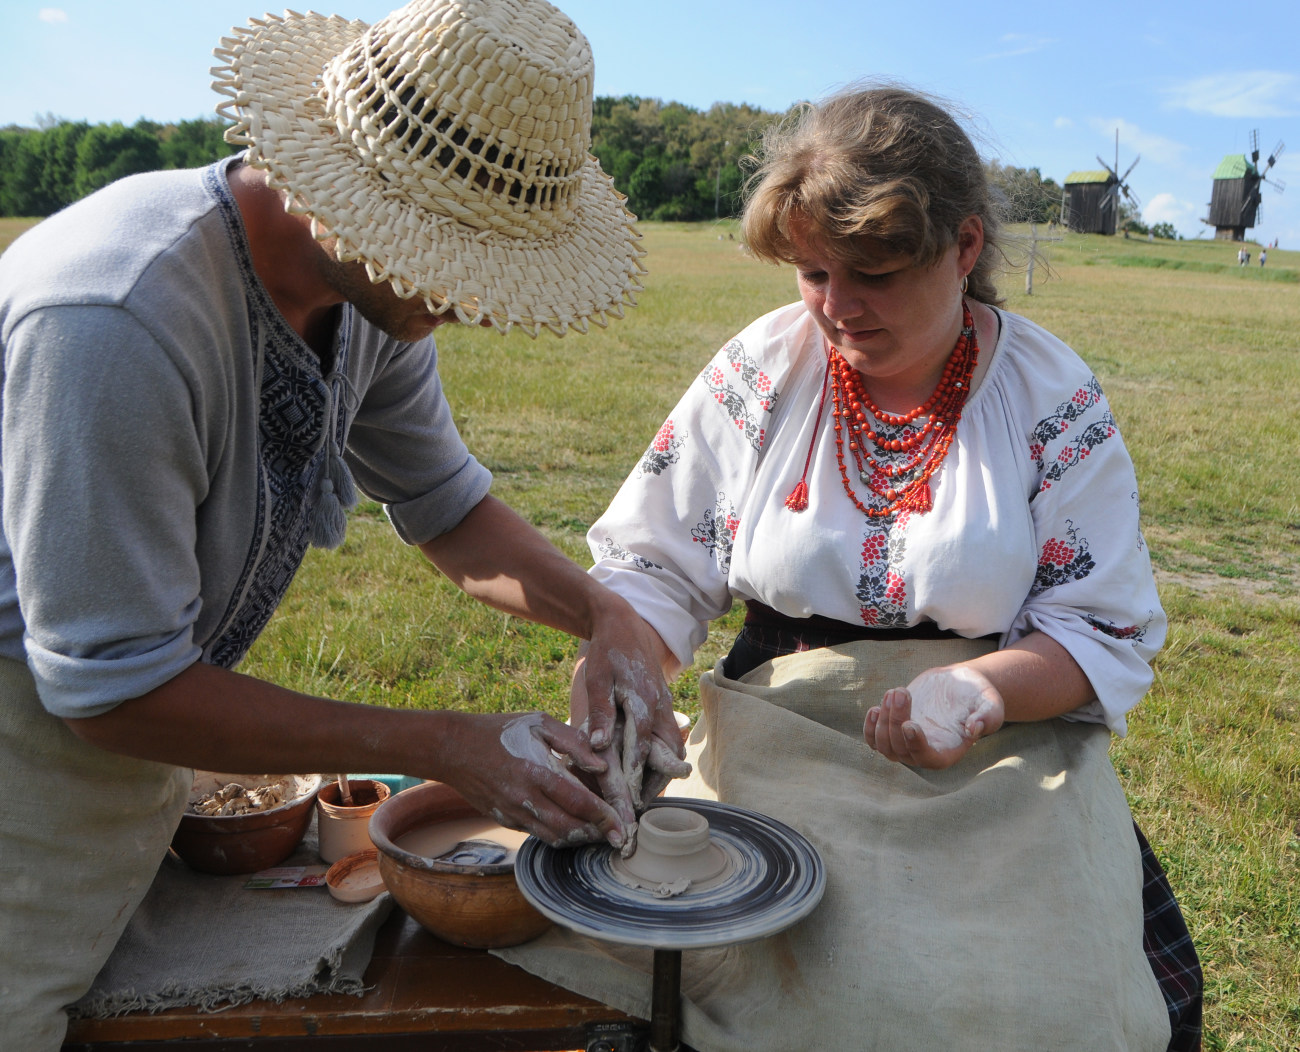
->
xmin=212 ymin=11 xmax=646 ymax=337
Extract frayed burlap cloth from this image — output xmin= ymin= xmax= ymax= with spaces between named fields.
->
xmin=497 ymin=639 xmax=1170 ymax=1051
xmin=68 ymin=822 xmax=392 ymax=1019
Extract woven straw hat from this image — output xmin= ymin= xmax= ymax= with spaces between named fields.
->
xmin=211 ymin=0 xmax=645 ymax=336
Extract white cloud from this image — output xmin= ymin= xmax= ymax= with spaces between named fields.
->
xmin=1087 ymin=117 xmax=1186 ymax=167
xmin=38 ymin=8 xmax=68 ymax=22
xmin=1142 ymin=193 xmax=1212 ymax=239
xmin=1143 ymin=192 xmax=1193 ymax=224
xmin=1161 ymin=72 xmax=1297 ymax=118
xmin=977 ymin=34 xmax=1057 ymax=61
xmin=1054 ymin=116 xmax=1073 ymax=129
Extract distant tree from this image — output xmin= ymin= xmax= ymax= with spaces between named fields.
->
xmin=591 ymin=95 xmax=773 ymax=221
xmin=37 ymin=120 xmax=90 ymax=212
xmin=158 ymin=118 xmax=239 ymax=170
xmin=1119 ymin=200 xmax=1146 ymax=236
xmin=0 ymin=116 xmax=238 ymax=217
xmin=986 ymin=162 xmax=1061 ymax=224
xmin=1149 ymin=221 xmax=1178 ymax=240
xmin=0 ymin=129 xmax=43 ymax=216
xmin=73 ymin=121 xmax=161 ymax=198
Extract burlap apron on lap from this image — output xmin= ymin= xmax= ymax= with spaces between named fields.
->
xmin=497 ymin=639 xmax=1170 ymax=1051
xmin=0 ymin=657 xmax=189 ymax=1051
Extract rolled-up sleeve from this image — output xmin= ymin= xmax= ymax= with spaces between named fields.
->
xmin=341 ymin=333 xmax=493 ymax=546
xmin=4 ymin=306 xmax=207 ymax=717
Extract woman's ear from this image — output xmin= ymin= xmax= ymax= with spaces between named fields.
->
xmin=956 ymin=215 xmax=984 ymax=271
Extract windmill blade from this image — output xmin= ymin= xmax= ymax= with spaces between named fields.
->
xmin=1250 ymin=128 xmax=1260 ymax=164
xmin=1096 ymin=155 xmax=1120 ymax=179
xmin=1241 ymin=186 xmax=1262 ymax=221
xmin=1265 ymin=176 xmax=1285 ymax=194
xmin=1264 ymin=140 xmax=1285 ymax=173
xmin=1119 ymin=155 xmax=1141 ymax=183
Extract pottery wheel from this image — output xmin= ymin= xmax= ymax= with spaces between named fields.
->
xmin=514 ymin=798 xmax=825 ymax=950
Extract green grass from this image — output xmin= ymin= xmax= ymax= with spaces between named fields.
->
xmin=0 ymin=217 xmax=39 ymax=255
xmin=4 ymin=216 xmax=1298 ymax=1046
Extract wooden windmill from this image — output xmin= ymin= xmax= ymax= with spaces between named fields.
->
xmin=1063 ymin=130 xmax=1140 ymax=236
xmin=1205 ymin=129 xmax=1286 ymax=241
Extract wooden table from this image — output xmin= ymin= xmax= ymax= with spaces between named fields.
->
xmin=62 ymin=909 xmax=643 ymax=1051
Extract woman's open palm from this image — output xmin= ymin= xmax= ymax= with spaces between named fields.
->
xmin=864 ymin=664 xmax=1005 ymax=769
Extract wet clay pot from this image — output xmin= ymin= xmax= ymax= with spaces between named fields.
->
xmin=369 ymin=781 xmax=552 ymax=949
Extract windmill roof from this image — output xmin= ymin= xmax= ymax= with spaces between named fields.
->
xmin=1065 ymin=169 xmax=1113 ymax=185
xmin=1213 ymin=154 xmax=1258 ymax=180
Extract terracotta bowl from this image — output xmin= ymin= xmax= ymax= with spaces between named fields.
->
xmin=171 ymin=772 xmax=323 ymax=876
xmin=369 ymin=781 xmax=552 ymax=949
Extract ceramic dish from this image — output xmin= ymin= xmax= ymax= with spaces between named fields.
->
xmin=325 ymin=849 xmax=387 ymax=903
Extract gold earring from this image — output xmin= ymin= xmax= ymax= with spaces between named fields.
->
xmin=960 ymin=275 xmax=969 ymax=295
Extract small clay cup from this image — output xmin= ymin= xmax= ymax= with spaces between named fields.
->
xmin=316 ymin=778 xmax=391 ymax=864
xmin=369 ymin=781 xmax=552 ymax=949
xmin=617 ymin=805 xmax=728 ymax=886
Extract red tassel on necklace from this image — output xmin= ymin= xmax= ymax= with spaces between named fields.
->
xmin=785 ymin=353 xmax=832 ymax=512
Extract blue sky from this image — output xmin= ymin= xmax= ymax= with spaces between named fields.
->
xmin=3 ymin=0 xmax=1298 ymax=244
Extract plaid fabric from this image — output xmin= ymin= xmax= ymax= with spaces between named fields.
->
xmin=1136 ymin=824 xmax=1204 ymax=1051
xmin=726 ymin=618 xmax=1204 ymax=1052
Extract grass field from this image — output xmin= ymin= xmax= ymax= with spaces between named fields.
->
xmin=3 ymin=215 xmax=1297 ymax=1048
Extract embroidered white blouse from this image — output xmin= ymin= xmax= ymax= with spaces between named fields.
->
xmin=587 ymin=301 xmax=1166 ymax=735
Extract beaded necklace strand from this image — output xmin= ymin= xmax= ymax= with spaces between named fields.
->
xmin=785 ymin=301 xmax=979 ymax=518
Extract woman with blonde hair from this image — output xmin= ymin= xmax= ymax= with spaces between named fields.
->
xmin=503 ymin=83 xmax=1202 ymax=1051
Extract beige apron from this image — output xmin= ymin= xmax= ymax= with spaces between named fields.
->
xmin=0 ymin=657 xmax=189 ymax=1051
xmin=497 ymin=639 xmax=1170 ymax=1051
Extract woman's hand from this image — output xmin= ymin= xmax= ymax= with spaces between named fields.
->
xmin=572 ymin=629 xmax=689 ymax=839
xmin=863 ymin=664 xmax=1005 ymax=769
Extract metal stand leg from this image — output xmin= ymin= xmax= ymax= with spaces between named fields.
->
xmin=648 ymin=948 xmax=682 ymax=1052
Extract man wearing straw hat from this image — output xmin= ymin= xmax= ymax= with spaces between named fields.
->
xmin=0 ymin=1 xmax=686 ymax=1045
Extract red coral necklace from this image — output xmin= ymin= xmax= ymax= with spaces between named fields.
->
xmin=785 ymin=301 xmax=979 ymax=518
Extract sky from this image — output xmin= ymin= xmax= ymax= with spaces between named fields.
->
xmin=3 ymin=0 xmax=1298 ymax=245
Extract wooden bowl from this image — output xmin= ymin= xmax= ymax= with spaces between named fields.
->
xmin=369 ymin=781 xmax=552 ymax=948
xmin=171 ymin=772 xmax=323 ymax=876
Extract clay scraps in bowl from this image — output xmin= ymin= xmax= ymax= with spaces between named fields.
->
xmin=188 ymin=775 xmax=302 ymax=817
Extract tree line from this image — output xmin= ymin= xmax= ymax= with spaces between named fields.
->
xmin=0 ymin=116 xmax=239 ymax=218
xmin=1 ymin=105 xmax=1069 ymax=228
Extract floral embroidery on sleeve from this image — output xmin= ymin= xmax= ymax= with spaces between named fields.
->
xmin=1038 ymin=414 xmax=1117 ymax=492
xmin=639 ymin=419 xmax=685 ymax=476
xmin=1028 ymin=378 xmax=1106 ymax=468
xmin=722 ymin=338 xmax=778 ymax=411
xmin=596 ymin=537 xmax=662 ymax=571
xmin=691 ymin=491 xmax=739 ymax=574
xmin=701 ymin=338 xmax=778 ymax=452
xmin=1083 ymin=611 xmax=1154 ymax=644
xmin=1032 ymin=521 xmax=1096 ymax=594
xmin=856 ymin=514 xmax=910 ymax=627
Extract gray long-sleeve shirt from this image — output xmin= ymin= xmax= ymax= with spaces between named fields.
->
xmin=0 ymin=157 xmax=492 ymax=718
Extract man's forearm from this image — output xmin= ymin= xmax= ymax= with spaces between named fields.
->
xmin=418 ymin=494 xmax=612 ymax=639
xmin=63 ymin=660 xmax=454 ymax=778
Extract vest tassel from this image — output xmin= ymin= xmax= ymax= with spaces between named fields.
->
xmin=310 ymin=448 xmax=358 ymax=550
